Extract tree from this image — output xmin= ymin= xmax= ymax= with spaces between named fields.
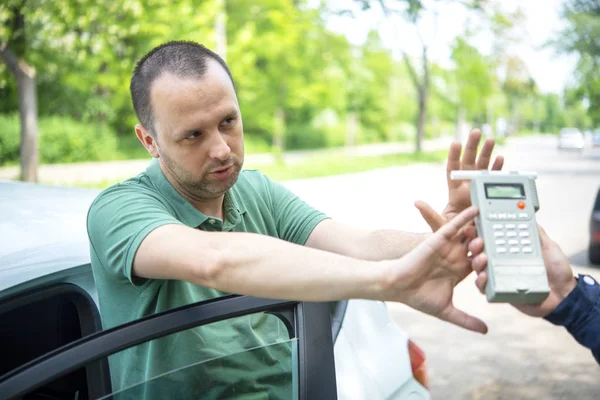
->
xmin=553 ymin=0 xmax=600 ymax=125
xmin=347 ymin=0 xmax=489 ymax=152
xmin=1 ymin=1 xmax=38 ymax=181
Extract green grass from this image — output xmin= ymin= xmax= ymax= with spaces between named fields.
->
xmin=67 ymin=149 xmax=447 ymax=189
xmin=248 ymin=150 xmax=447 ymax=181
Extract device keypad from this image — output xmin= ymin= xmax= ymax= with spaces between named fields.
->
xmin=491 ymin=221 xmax=535 ymax=255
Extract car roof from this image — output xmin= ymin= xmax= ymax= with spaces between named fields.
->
xmin=0 ymin=180 xmax=100 ymax=292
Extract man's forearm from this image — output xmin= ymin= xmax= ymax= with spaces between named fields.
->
xmin=357 ymin=230 xmax=430 ymax=261
xmin=136 ymin=225 xmax=389 ymax=302
xmin=204 ymin=231 xmax=389 ymax=301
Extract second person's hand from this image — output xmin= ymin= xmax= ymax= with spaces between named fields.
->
xmin=470 ymin=226 xmax=577 ymax=318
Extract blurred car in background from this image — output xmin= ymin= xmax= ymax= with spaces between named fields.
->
xmin=592 ymin=130 xmax=600 ymax=147
xmin=557 ymin=128 xmax=585 ymax=151
xmin=590 ymin=186 xmax=600 ymax=265
xmin=0 ymin=180 xmax=430 ymax=400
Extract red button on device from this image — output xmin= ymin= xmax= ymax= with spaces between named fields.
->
xmin=517 ymin=201 xmax=526 ymax=209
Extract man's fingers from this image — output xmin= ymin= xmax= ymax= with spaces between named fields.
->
xmin=415 ymin=200 xmax=445 ymax=232
xmin=446 ymin=142 xmax=462 ymax=189
xmin=438 ymin=206 xmax=479 ymax=240
xmin=461 ymin=129 xmax=482 ymax=170
xmin=463 ymin=225 xmax=478 ymax=241
xmin=472 ymin=253 xmax=488 ymax=274
xmin=476 ymin=138 xmax=495 ymax=170
xmin=468 ymin=237 xmax=484 ymax=256
xmin=441 ymin=306 xmax=488 ymax=334
xmin=475 ymin=271 xmax=487 ymax=294
xmin=491 ymin=155 xmax=504 ymax=171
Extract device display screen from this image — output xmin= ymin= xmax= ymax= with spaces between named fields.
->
xmin=484 ymin=183 xmax=525 ymax=199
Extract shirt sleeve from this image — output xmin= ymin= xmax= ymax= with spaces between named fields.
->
xmin=87 ymin=184 xmax=184 ymax=285
xmin=264 ymin=176 xmax=329 ymax=245
xmin=544 ymin=274 xmax=600 ymax=364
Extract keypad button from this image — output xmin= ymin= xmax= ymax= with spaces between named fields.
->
xmin=495 ymin=239 xmax=506 ymax=245
xmin=493 ymin=224 xmax=504 ymax=230
xmin=507 ymin=213 xmax=517 ymax=219
xmin=519 ymin=231 xmax=530 ymax=237
xmin=518 ymin=224 xmax=529 ymax=230
xmin=506 ymin=231 xmax=517 ymax=237
xmin=520 ymin=239 xmax=531 ymax=245
xmin=518 ymin=213 xmax=529 ymax=219
xmin=509 ymin=247 xmax=520 ymax=253
xmin=488 ymin=213 xmax=498 ymax=220
xmin=494 ymin=232 xmax=505 ymax=237
xmin=498 ymin=213 xmax=507 ymax=219
xmin=496 ymin=247 xmax=507 ymax=253
xmin=522 ymin=247 xmax=533 ymax=253
xmin=508 ymin=239 xmax=519 ymax=245
xmin=505 ymin=224 xmax=516 ymax=230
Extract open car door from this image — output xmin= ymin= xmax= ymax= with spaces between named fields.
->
xmin=0 ymin=295 xmax=337 ymax=400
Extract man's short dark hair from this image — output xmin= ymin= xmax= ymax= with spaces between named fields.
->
xmin=130 ymin=41 xmax=235 ymax=136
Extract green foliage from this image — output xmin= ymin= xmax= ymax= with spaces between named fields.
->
xmin=552 ymin=0 xmax=600 ymax=125
xmin=0 ymin=114 xmax=20 ymax=164
xmin=0 ymin=0 xmax=584 ymax=171
xmin=451 ymin=37 xmax=494 ymax=118
xmin=0 ymin=113 xmax=118 ymax=165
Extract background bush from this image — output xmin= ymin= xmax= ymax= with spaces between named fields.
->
xmin=0 ymin=114 xmax=119 ymax=165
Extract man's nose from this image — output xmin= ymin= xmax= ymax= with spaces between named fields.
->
xmin=209 ymin=132 xmax=231 ymax=161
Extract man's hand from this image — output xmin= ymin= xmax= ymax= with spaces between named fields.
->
xmin=418 ymin=129 xmax=504 ymax=232
xmin=381 ymin=205 xmax=488 ymax=334
xmin=470 ymin=226 xmax=577 ymax=318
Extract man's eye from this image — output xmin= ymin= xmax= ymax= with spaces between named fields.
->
xmin=222 ymin=118 xmax=234 ymax=126
xmin=186 ymin=131 xmax=201 ymax=139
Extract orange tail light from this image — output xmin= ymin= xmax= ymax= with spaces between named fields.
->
xmin=408 ymin=339 xmax=429 ymax=389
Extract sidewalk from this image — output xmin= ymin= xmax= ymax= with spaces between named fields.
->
xmin=0 ymin=137 xmax=454 ymax=186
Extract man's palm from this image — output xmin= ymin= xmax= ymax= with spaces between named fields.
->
xmin=442 ymin=130 xmax=504 ymax=225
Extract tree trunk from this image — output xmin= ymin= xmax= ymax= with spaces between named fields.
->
xmin=455 ymin=106 xmax=466 ymax=141
xmin=0 ymin=44 xmax=38 ymax=182
xmin=345 ymin=111 xmax=358 ymax=148
xmin=416 ymin=87 xmax=426 ymax=152
xmin=415 ymin=48 xmax=429 ymax=153
xmin=533 ymin=98 xmax=540 ymax=133
xmin=273 ymin=107 xmax=285 ymax=163
xmin=17 ymin=72 xmax=38 ymax=182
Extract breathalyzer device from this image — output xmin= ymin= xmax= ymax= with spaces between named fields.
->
xmin=450 ymin=170 xmax=550 ymax=304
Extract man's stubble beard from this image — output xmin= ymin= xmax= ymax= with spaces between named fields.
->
xmin=160 ymin=149 xmax=244 ymax=201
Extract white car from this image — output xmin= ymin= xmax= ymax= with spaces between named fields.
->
xmin=0 ymin=180 xmax=430 ymax=400
xmin=557 ymin=128 xmax=585 ymax=151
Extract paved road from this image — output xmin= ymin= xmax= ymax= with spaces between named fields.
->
xmin=283 ymin=136 xmax=600 ymax=400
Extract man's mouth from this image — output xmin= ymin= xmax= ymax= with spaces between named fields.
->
xmin=211 ymin=165 xmax=233 ymax=174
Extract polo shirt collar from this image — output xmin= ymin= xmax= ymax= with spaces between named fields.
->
xmin=146 ymin=158 xmax=246 ymax=230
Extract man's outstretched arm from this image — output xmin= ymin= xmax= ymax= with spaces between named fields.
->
xmin=134 ymin=207 xmax=488 ymax=333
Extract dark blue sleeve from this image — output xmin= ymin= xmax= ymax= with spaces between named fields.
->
xmin=544 ymin=274 xmax=600 ymax=364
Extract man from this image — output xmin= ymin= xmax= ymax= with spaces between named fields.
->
xmin=87 ymin=41 xmax=502 ymax=397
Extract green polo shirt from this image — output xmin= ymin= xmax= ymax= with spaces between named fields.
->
xmin=87 ymin=159 xmax=328 ymax=399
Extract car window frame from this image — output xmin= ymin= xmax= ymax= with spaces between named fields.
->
xmin=0 ymin=294 xmax=338 ymax=400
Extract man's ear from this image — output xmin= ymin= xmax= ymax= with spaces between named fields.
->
xmin=135 ymin=124 xmax=160 ymax=158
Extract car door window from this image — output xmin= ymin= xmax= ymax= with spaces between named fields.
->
xmin=0 ymin=296 xmax=336 ymax=400
xmin=101 ymin=336 xmax=298 ymax=400
xmin=103 ymin=312 xmax=297 ymax=400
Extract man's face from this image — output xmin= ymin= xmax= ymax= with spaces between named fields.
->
xmin=148 ymin=61 xmax=244 ymax=201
